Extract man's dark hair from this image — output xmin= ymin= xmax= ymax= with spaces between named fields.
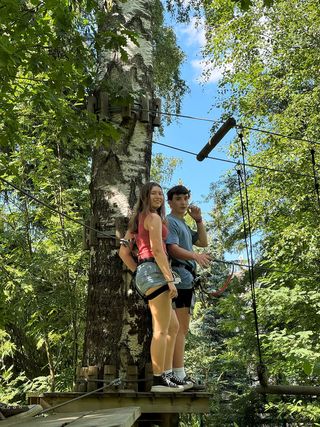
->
xmin=167 ymin=185 xmax=191 ymax=201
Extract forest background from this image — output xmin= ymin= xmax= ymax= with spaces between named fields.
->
xmin=1 ymin=0 xmax=320 ymax=425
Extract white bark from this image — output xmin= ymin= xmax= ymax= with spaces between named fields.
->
xmin=83 ymin=0 xmax=155 ymax=377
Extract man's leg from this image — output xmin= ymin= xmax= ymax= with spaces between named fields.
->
xmin=172 ymin=289 xmax=206 ymax=390
xmin=172 ymin=306 xmax=190 ymax=372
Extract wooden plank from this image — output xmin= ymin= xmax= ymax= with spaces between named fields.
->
xmin=1 ymin=407 xmax=141 ymax=427
xmin=71 ymin=407 xmax=140 ymax=427
xmin=1 ymin=412 xmax=83 ymax=427
xmin=38 ymin=391 xmax=210 ymax=414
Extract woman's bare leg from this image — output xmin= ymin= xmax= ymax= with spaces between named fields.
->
xmin=164 ymin=309 xmax=179 ymax=371
xmin=147 ymin=287 xmax=172 ymax=374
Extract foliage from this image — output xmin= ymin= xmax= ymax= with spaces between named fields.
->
xmin=0 ymin=365 xmax=50 ymax=404
xmin=153 ymin=1 xmax=189 ymax=123
xmin=150 ymin=153 xmax=182 ymax=192
xmin=0 ymin=0 xmax=125 ymax=399
xmin=0 ymin=0 xmax=188 ymax=403
xmin=183 ymin=0 xmax=320 ymax=424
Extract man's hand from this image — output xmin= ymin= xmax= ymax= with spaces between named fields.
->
xmin=187 ymin=204 xmax=202 ymax=222
xmin=193 ymin=252 xmax=211 ymax=267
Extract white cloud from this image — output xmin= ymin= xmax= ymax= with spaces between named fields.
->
xmin=178 ymin=17 xmax=206 ymax=48
xmin=177 ymin=17 xmax=222 ymax=84
xmin=175 ymin=16 xmax=231 ymax=84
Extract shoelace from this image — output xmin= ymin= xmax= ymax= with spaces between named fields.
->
xmin=170 ymin=373 xmax=185 ymax=384
xmin=163 ymin=373 xmax=180 ymax=387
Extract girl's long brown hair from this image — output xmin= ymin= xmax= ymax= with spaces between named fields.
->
xmin=129 ymin=182 xmax=166 ymax=233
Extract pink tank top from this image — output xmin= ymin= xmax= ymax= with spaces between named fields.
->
xmin=135 ymin=213 xmax=168 ymax=260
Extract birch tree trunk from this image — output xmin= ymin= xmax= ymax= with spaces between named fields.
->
xmin=82 ymin=0 xmax=154 ymax=379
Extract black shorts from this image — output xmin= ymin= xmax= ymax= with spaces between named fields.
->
xmin=173 ymin=288 xmax=195 ymax=312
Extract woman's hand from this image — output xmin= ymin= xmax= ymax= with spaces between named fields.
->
xmin=168 ymin=282 xmax=178 ymax=299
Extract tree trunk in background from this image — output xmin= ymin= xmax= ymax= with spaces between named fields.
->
xmin=82 ymin=0 xmax=154 ymax=378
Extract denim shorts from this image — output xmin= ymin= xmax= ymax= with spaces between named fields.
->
xmin=135 ymin=262 xmax=167 ymax=296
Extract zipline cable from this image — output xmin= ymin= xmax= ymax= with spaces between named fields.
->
xmin=240 ymin=125 xmax=320 ymax=148
xmin=6 ymin=90 xmax=320 ymax=148
xmin=153 ymin=141 xmax=316 ymax=180
xmin=0 ymin=176 xmax=125 ymax=244
xmin=100 ymin=102 xmax=320 ymax=148
xmin=4 ymin=81 xmax=320 ymax=148
xmin=209 ymin=258 xmax=316 ymax=279
xmin=132 ymin=103 xmax=320 ymax=147
xmin=0 ymin=177 xmax=318 ymax=280
xmin=133 ymin=103 xmax=219 ymax=124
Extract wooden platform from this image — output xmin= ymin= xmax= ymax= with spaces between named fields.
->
xmin=1 ymin=406 xmax=141 ymax=427
xmin=29 ymin=390 xmax=210 ymax=415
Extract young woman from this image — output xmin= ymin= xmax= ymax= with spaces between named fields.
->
xmin=119 ymin=182 xmax=190 ymax=392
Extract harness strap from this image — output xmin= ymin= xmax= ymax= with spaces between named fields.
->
xmin=144 ymin=284 xmax=170 ymax=301
xmin=171 ymin=260 xmax=195 ymax=277
xmin=138 ymin=257 xmax=155 ymax=265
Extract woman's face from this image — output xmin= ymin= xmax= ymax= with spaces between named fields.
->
xmin=149 ymin=186 xmax=164 ymax=210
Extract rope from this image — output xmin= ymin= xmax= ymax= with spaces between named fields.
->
xmin=0 ymin=176 xmax=127 ymax=245
xmin=38 ymin=378 xmax=122 ymax=415
xmin=0 ymin=176 xmax=317 ymax=279
xmin=197 ymin=263 xmax=235 ymax=300
xmin=236 ymin=132 xmax=264 ymax=367
xmin=75 ymin=377 xmax=152 ymax=384
xmin=210 ymin=264 xmax=235 ymax=298
xmin=210 ymin=257 xmax=316 ymax=280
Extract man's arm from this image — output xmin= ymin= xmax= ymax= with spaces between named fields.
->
xmin=167 ymin=243 xmax=211 ymax=267
xmin=194 ymin=220 xmax=208 ymax=247
xmin=187 ymin=205 xmax=208 ymax=247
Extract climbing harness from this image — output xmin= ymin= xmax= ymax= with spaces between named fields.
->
xmin=120 ymin=237 xmax=180 ymax=302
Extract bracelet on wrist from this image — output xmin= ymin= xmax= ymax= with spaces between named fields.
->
xmin=167 ymin=280 xmax=174 ymax=283
xmin=195 ymin=217 xmax=203 ymax=224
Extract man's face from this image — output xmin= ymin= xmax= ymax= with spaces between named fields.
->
xmin=168 ymin=193 xmax=190 ymax=216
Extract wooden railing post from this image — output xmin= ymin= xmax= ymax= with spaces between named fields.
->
xmin=75 ymin=366 xmax=88 ymax=392
xmin=104 ymin=365 xmax=117 ymax=390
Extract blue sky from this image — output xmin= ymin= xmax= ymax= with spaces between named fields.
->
xmin=152 ymin=16 xmax=238 ymax=219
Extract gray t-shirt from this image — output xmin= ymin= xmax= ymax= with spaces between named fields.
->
xmin=166 ymin=213 xmax=198 ymax=289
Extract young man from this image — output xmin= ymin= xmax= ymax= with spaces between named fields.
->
xmin=166 ymin=185 xmax=211 ymax=390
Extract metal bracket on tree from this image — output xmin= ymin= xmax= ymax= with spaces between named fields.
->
xmin=87 ymin=93 xmax=161 ymax=127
